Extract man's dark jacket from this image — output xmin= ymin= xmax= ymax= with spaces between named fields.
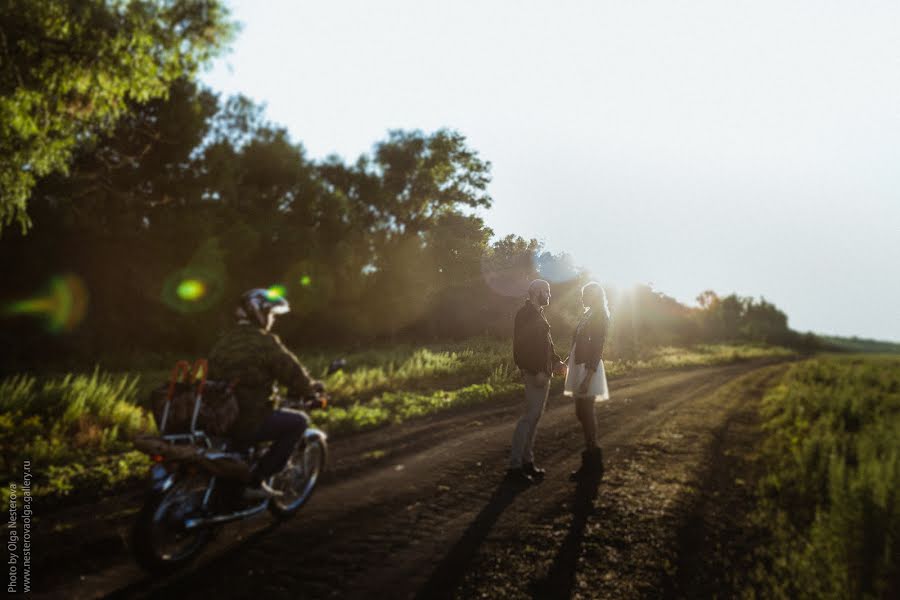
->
xmin=571 ymin=309 xmax=609 ymax=371
xmin=513 ymin=300 xmax=562 ymax=376
xmin=208 ymin=323 xmax=314 ymax=438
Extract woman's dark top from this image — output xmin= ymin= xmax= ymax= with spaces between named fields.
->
xmin=571 ymin=308 xmax=609 ymax=371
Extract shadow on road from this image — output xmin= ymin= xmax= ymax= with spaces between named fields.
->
xmin=415 ymin=478 xmax=529 ymax=600
xmin=530 ymin=461 xmax=605 ymax=599
xmin=106 ymin=521 xmax=282 ymax=600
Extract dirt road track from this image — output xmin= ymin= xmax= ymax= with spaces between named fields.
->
xmin=41 ymin=360 xmax=787 ymax=599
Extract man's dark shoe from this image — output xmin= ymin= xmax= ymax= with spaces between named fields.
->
xmin=505 ymin=468 xmax=534 ymax=485
xmin=523 ymin=462 xmax=545 ymax=479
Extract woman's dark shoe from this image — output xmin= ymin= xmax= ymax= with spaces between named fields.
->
xmin=523 ymin=462 xmax=546 ymax=479
xmin=569 ymin=448 xmax=604 ymax=481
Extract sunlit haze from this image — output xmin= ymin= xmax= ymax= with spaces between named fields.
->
xmin=203 ymin=0 xmax=900 ymax=341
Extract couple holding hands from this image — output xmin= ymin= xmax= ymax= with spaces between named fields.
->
xmin=508 ymin=279 xmax=609 ymax=484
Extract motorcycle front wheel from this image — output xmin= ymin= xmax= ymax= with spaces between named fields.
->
xmin=132 ymin=472 xmax=214 ymax=574
xmin=268 ymin=435 xmax=326 ymax=520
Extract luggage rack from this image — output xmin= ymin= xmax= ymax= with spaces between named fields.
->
xmin=157 ymin=358 xmax=214 ymax=449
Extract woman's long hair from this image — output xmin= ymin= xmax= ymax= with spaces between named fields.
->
xmin=582 ymin=282 xmax=610 ymax=320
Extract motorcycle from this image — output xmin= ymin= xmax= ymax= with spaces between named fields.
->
xmin=130 ymin=359 xmax=343 ymax=574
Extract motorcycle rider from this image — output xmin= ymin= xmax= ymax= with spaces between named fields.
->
xmin=208 ymin=288 xmax=323 ymax=500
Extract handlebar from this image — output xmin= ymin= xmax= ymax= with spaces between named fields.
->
xmin=282 ymin=389 xmax=329 ymax=411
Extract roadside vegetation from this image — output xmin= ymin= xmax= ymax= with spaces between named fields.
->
xmin=1 ymin=341 xmax=792 ymax=508
xmin=0 ymin=371 xmax=153 ymax=510
xmin=750 ymin=355 xmax=900 ymax=599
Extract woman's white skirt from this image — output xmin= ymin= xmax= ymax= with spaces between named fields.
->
xmin=563 ymin=345 xmax=609 ymax=400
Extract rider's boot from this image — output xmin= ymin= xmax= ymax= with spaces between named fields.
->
xmin=241 ymin=473 xmax=284 ymax=501
xmin=241 ymin=473 xmax=271 ymax=501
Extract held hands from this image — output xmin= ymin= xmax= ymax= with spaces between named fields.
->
xmin=536 ymin=360 xmax=567 ymax=386
xmin=552 ymin=360 xmax=568 ymax=378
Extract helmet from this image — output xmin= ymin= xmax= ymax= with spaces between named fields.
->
xmin=235 ymin=288 xmax=290 ymax=330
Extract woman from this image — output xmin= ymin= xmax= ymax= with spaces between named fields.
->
xmin=563 ymin=281 xmax=610 ymax=481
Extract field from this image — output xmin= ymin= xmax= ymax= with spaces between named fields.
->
xmin=1 ymin=340 xmax=793 ymax=509
xmin=749 ymin=355 xmax=900 ymax=599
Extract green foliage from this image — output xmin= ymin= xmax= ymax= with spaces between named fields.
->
xmin=310 ymin=381 xmax=519 ymax=436
xmin=615 ymin=343 xmax=795 ymax=373
xmin=0 ymin=369 xmax=154 ymax=506
xmin=751 ymin=356 xmax=900 ymax=599
xmin=691 ymin=289 xmax=815 ymax=349
xmin=42 ymin=450 xmax=150 ymax=503
xmin=0 ymin=0 xmax=234 ymax=231
xmin=314 ymin=339 xmax=512 ymax=402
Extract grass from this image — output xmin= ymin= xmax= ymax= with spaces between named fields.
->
xmin=0 ymin=370 xmax=155 ymax=509
xmin=0 ymin=340 xmax=793 ymax=509
xmin=749 ymin=355 xmax=900 ymax=599
xmin=605 ymin=343 xmax=795 ymax=375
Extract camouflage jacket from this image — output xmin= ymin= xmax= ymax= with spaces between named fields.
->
xmin=208 ymin=323 xmax=314 ymax=438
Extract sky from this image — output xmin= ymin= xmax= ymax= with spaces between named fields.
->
xmin=202 ymin=0 xmax=900 ymax=341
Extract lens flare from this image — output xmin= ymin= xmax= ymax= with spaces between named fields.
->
xmin=267 ymin=285 xmax=287 ymax=299
xmin=279 ymin=261 xmax=334 ymax=318
xmin=176 ymin=279 xmax=207 ymax=301
xmin=4 ymin=274 xmax=89 ymax=333
xmin=162 ymin=267 xmax=224 ymax=313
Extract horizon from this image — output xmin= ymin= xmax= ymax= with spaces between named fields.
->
xmin=202 ymin=0 xmax=900 ymax=342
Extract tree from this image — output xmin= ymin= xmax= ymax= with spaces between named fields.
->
xmin=0 ymin=0 xmax=233 ymax=232
xmin=352 ymin=129 xmax=493 ymax=339
xmin=740 ymin=297 xmax=789 ymax=343
xmin=368 ymin=128 xmax=492 ymax=236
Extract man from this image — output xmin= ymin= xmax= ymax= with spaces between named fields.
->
xmin=508 ymin=279 xmax=566 ymax=484
xmin=209 ymin=288 xmax=323 ymax=500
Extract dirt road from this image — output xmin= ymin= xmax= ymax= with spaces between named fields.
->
xmin=40 ymin=360 xmax=787 ymax=599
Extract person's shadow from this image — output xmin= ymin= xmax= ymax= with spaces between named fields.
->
xmin=416 ymin=478 xmax=529 ymax=599
xmin=530 ymin=462 xmax=605 ymax=599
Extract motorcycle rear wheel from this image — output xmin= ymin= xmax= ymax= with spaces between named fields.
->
xmin=132 ymin=473 xmax=214 ymax=574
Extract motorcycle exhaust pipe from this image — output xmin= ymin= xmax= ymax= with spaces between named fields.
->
xmin=183 ymin=501 xmax=269 ymax=530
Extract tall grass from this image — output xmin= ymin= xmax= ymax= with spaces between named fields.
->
xmin=1 ymin=340 xmax=792 ymax=509
xmin=308 ymin=338 xmax=513 ymax=402
xmin=0 ymin=370 xmax=154 ymax=506
xmin=309 ymin=340 xmax=792 ymax=404
xmin=311 ymin=382 xmax=520 ymax=436
xmin=605 ymin=343 xmax=795 ymax=376
xmin=751 ymin=355 xmax=900 ymax=599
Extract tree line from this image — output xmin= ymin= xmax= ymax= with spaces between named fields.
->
xmin=0 ymin=1 xmax=821 ymax=369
